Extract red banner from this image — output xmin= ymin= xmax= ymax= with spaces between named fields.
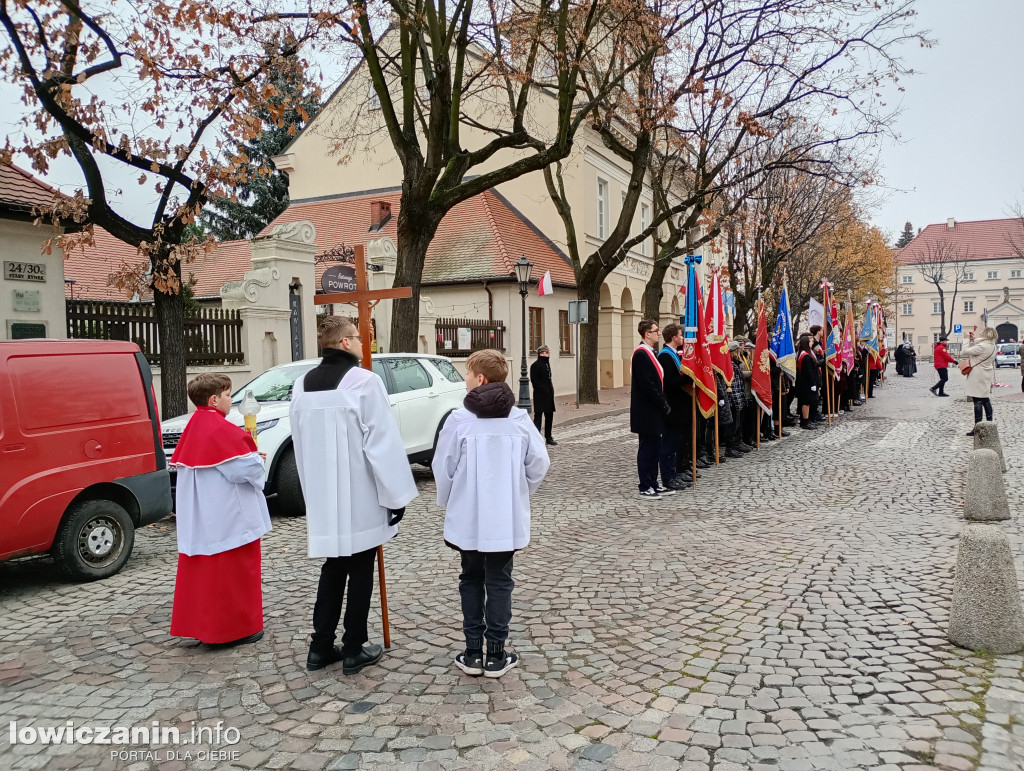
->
xmin=751 ymin=297 xmax=772 ymax=416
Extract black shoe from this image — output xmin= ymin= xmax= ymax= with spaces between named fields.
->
xmin=484 ymin=651 xmax=519 ymax=678
xmin=966 ymin=431 xmax=975 ymax=437
xmin=209 ymin=629 xmax=263 ymax=648
xmin=929 ymin=385 xmax=938 ymax=395
xmin=455 ymin=650 xmax=484 ymax=677
xmin=726 ymin=448 xmax=743 ymax=459
xmin=800 ymin=423 xmax=815 ymax=430
xmin=715 ymin=453 xmax=727 ymax=463
xmin=737 ymin=442 xmax=753 ymax=453
xmin=938 ymin=393 xmax=949 ymax=397
xmin=696 ymin=456 xmax=712 ymax=469
xmin=667 ymin=478 xmax=691 ymax=491
xmin=671 ymin=472 xmax=693 ymax=484
xmin=654 ymin=484 xmax=678 ymax=496
xmin=762 ymin=433 xmax=778 ymax=441
xmin=343 ymin=643 xmax=384 ymax=675
xmin=546 ymin=437 xmax=558 ymax=446
xmin=307 ymin=644 xmax=343 ymax=671
xmin=780 ymin=430 xmax=791 ymax=437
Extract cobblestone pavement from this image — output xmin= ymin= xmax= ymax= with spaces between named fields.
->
xmin=4 ymin=370 xmax=1024 ymax=771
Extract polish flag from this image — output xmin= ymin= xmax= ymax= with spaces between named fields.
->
xmin=538 ymin=270 xmax=553 ymax=296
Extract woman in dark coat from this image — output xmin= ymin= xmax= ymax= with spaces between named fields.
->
xmin=530 ymin=345 xmax=556 ymax=445
xmin=796 ymin=334 xmax=820 ymax=430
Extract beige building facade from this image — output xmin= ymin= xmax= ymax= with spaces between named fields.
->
xmin=273 ymin=54 xmax=714 ymax=394
xmin=893 ymin=218 xmax=1024 ymax=355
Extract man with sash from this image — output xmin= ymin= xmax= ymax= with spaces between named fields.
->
xmin=630 ymin=319 xmax=674 ymax=499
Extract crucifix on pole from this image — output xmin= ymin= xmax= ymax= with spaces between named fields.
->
xmin=314 ymin=243 xmax=412 ymax=649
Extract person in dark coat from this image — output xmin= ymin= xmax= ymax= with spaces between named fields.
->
xmin=707 ymin=371 xmax=733 ymax=462
xmin=727 ymin=342 xmax=751 ymax=455
xmin=796 ymin=334 xmax=820 ymax=430
xmin=656 ymin=324 xmax=692 ymax=491
xmin=630 ymin=319 xmax=673 ymax=498
xmin=530 ymin=345 xmax=557 ymax=445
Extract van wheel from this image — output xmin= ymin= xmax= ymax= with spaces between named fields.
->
xmin=275 ymin=446 xmax=306 ymax=517
xmin=54 ymin=500 xmax=135 ymax=581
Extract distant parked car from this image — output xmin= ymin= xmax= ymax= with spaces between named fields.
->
xmin=995 ymin=343 xmax=1021 ymax=368
xmin=161 ymin=354 xmax=467 ymax=516
xmin=0 ymin=340 xmax=172 ymax=580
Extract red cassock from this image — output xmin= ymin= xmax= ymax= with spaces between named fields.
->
xmin=169 ymin=407 xmax=268 ymax=644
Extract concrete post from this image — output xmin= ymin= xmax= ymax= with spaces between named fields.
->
xmin=367 ymin=236 xmax=397 ymax=353
xmin=973 ymin=421 xmax=1007 ymax=472
xmin=220 ymin=220 xmax=318 ymax=374
xmin=964 ymin=449 xmax=1010 ymax=522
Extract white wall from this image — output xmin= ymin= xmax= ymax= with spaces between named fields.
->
xmin=1 ymin=219 xmax=67 ymax=339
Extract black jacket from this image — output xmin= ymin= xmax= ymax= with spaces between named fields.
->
xmin=658 ymin=348 xmax=690 ymax=429
xmin=797 ymin=350 xmax=821 ymax=405
xmin=529 ymin=357 xmax=556 ymax=413
xmin=630 ymin=346 xmax=669 ymax=435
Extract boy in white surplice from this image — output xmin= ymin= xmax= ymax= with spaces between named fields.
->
xmin=433 ymin=350 xmax=550 ymax=678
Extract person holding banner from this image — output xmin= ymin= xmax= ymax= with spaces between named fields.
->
xmin=658 ymin=324 xmax=693 ymax=490
xmin=631 ymin=319 xmax=674 ymax=498
xmin=797 ymin=335 xmax=821 ymax=430
xmin=291 ymin=316 xmax=418 ymax=674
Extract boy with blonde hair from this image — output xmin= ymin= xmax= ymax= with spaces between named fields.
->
xmin=433 ymin=349 xmax=550 ymax=677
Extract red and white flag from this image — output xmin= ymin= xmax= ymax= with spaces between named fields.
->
xmin=538 ymin=270 xmax=553 ymax=296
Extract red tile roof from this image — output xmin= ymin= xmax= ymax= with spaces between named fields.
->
xmin=896 ymin=218 xmax=1024 ymax=264
xmin=263 ymin=188 xmax=576 ymax=289
xmin=0 ymin=162 xmax=62 ymax=213
xmin=63 ymin=188 xmax=575 ymax=300
xmin=63 ymin=229 xmax=251 ymax=300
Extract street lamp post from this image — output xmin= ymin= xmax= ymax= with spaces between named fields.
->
xmin=514 ymin=255 xmax=533 ymax=415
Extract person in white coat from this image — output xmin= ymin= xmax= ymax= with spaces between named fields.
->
xmin=170 ymin=373 xmax=271 ymax=647
xmin=433 ymin=349 xmax=550 ymax=678
xmin=290 ymin=316 xmax=418 ymax=674
xmin=960 ymin=326 xmax=998 ymax=436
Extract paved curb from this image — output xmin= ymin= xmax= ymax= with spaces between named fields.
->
xmin=554 ymin=406 xmax=630 ymax=429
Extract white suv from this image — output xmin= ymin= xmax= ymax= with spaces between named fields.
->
xmin=161 ymin=354 xmax=468 ymax=516
xmin=995 ymin=343 xmax=1021 ymax=368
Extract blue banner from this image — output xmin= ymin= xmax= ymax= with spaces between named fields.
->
xmin=771 ymin=285 xmax=797 ymax=383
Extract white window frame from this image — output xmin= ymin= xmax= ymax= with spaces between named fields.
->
xmin=987 ymin=269 xmax=1000 ymax=280
xmin=900 ymin=274 xmax=914 ymax=284
xmin=1011 ymin=269 xmax=1023 ymax=279
xmin=964 ymin=300 xmax=974 ymax=313
xmin=640 ymin=203 xmax=650 ymax=256
xmin=597 ymin=178 xmax=608 ymax=239
xmin=932 ymin=301 xmax=941 ymax=315
xmin=963 ymin=270 xmax=976 ymax=282
xmin=901 ymin=302 xmax=913 ymax=316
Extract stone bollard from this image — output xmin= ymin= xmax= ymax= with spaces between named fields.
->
xmin=948 ymin=524 xmax=1024 ymax=654
xmin=964 ymin=449 xmax=1010 ymax=522
xmin=973 ymin=421 xmax=1007 ymax=472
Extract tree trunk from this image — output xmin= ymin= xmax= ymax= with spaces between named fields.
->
xmin=390 ymin=206 xmax=440 ymax=353
xmin=937 ymin=288 xmax=946 ymax=337
xmin=154 ymin=287 xmax=188 ymax=419
xmin=577 ymin=282 xmax=603 ymax=405
xmin=643 ymin=261 xmax=670 ymax=321
xmin=733 ymin=293 xmax=753 ymax=338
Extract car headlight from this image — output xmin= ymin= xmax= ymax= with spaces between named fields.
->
xmin=255 ymin=419 xmax=279 ymax=434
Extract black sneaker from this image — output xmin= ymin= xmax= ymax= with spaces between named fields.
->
xmin=654 ymin=484 xmax=677 ymax=496
xmin=484 ymin=651 xmax=519 ymax=678
xmin=455 ymin=651 xmax=484 ymax=676
xmin=638 ymin=488 xmax=662 ymax=499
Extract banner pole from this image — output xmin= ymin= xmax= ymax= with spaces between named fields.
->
xmin=691 ymin=387 xmax=697 ymax=489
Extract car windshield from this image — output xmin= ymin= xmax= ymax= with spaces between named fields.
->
xmin=431 ymin=357 xmax=464 ymax=384
xmin=232 ymin=362 xmax=317 ymax=403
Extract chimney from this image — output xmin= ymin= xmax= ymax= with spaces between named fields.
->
xmin=947 ymin=217 xmax=955 ymax=230
xmin=370 ymin=201 xmax=392 ymax=232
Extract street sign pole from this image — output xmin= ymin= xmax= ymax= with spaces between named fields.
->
xmin=568 ymin=300 xmax=589 ymax=409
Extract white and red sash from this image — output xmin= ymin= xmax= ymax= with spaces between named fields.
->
xmin=632 ymin=343 xmax=664 ymax=385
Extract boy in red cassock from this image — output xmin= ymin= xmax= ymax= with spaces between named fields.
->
xmin=169 ymin=373 xmax=271 ymax=646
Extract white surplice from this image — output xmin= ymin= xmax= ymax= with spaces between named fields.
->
xmin=432 ymin=407 xmax=550 ymax=552
xmin=174 ymin=454 xmax=272 ymax=556
xmin=290 ymin=366 xmax=418 ymax=558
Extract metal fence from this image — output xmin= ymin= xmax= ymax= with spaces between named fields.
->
xmin=66 ymin=299 xmax=244 ymax=366
xmin=434 ymin=317 xmax=506 ymax=357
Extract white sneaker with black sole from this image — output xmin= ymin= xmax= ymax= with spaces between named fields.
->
xmin=654 ymin=484 xmax=677 ymax=496
xmin=484 ymin=651 xmax=519 ymax=678
xmin=638 ymin=488 xmax=662 ymax=499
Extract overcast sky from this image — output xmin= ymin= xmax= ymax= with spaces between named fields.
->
xmin=871 ymin=0 xmax=1024 ymax=241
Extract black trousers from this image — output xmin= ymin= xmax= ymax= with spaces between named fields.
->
xmin=459 ymin=550 xmax=515 ymax=654
xmin=533 ymin=410 xmax=554 ymax=438
xmin=310 ymin=547 xmax=377 ymax=655
xmin=659 ymin=422 xmax=680 ymax=483
xmin=933 ymin=368 xmax=948 ymax=394
xmin=972 ymin=397 xmax=993 ymax=423
xmin=637 ymin=433 xmax=660 ymax=491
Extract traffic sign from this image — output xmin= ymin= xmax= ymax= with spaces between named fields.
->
xmin=953 ymin=324 xmax=962 ymax=334
xmin=568 ymin=300 xmax=589 ymax=324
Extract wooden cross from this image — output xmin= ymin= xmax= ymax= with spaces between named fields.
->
xmin=312 ymin=243 xmax=412 ymax=649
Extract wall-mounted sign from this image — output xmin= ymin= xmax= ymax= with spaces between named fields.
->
xmin=5 ymin=261 xmax=46 ymax=282
xmin=9 ymin=321 xmax=46 ymax=339
xmin=321 ymin=265 xmax=357 ymax=294
xmin=457 ymin=327 xmax=472 ymax=350
xmin=12 ymin=289 xmax=41 ymax=312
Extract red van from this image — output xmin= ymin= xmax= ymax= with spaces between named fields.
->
xmin=0 ymin=340 xmax=172 ymax=580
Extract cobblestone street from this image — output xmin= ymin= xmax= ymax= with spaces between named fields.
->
xmin=4 ymin=371 xmax=1024 ymax=771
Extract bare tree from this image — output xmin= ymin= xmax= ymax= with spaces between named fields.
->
xmin=0 ymin=1 xmax=333 ymax=415
xmin=910 ymin=237 xmax=972 ymax=338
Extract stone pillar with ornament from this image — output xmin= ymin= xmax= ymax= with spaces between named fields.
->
xmin=220 ymin=220 xmax=318 ymax=375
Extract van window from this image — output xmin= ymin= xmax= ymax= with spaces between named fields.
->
xmin=10 ymin=353 xmax=145 ymax=431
